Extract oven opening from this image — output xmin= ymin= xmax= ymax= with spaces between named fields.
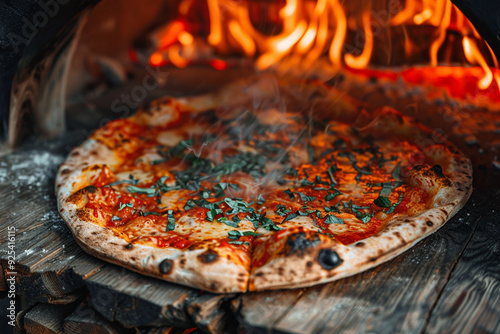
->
xmin=11 ymin=0 xmax=495 ymax=169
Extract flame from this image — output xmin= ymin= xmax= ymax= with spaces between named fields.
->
xmin=463 ymin=36 xmax=493 ymax=89
xmin=149 ymin=0 xmax=499 ymax=91
xmin=344 ymin=10 xmax=373 ymax=69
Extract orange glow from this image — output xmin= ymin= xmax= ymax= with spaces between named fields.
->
xmin=210 ymin=59 xmax=227 ymax=70
xmin=328 ymin=0 xmax=346 ymax=69
xmin=429 ymin=0 xmax=452 ymax=66
xmin=345 ymin=10 xmax=373 ymax=69
xmin=168 ymin=45 xmax=189 ymax=68
xmin=158 ymin=21 xmax=185 ymax=50
xmin=149 ymin=52 xmax=164 ymax=66
xmin=178 ymin=32 xmax=193 ymax=46
xmin=463 ymin=36 xmax=493 ymax=89
xmin=150 ymin=0 xmax=498 ymax=91
xmin=207 ymin=0 xmax=222 ymax=46
xmin=228 ymin=20 xmax=256 ymax=56
xmin=391 ymin=1 xmax=416 ymax=26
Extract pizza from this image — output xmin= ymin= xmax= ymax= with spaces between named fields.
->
xmin=56 ymin=75 xmax=472 ymax=293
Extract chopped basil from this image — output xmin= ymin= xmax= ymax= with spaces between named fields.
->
xmin=213 ymin=184 xmax=226 ymax=198
xmin=284 ymin=189 xmax=295 ymax=200
xmin=224 ymin=198 xmax=254 ymax=215
xmin=386 ymin=193 xmax=405 ymax=214
xmin=327 ymin=165 xmax=338 ymax=186
xmin=276 ymin=204 xmax=291 ymax=216
xmin=257 ymin=194 xmax=266 ymax=205
xmin=228 ymin=230 xmax=261 ymax=240
xmin=118 ymin=202 xmax=133 ymax=211
xmin=356 ymin=210 xmax=374 ymax=224
xmin=166 ymin=210 xmax=175 ymax=231
xmin=245 ymin=212 xmax=283 ymax=230
xmin=142 ymin=211 xmax=160 ymax=216
xmin=325 ymin=190 xmax=341 ymax=201
xmin=324 ymin=206 xmax=340 ymax=213
xmin=232 ymin=215 xmax=241 ymax=223
xmin=155 ymin=176 xmax=169 ymax=188
xmin=217 ymin=216 xmax=239 ymax=228
xmin=206 ymin=208 xmax=223 ymax=222
xmin=111 ymin=215 xmax=122 ymax=222
xmin=260 ymin=216 xmax=283 ymax=231
xmin=374 ymin=196 xmax=391 ymax=208
xmin=295 ymin=191 xmax=316 ymax=203
xmin=126 ymin=186 xmax=156 ymax=196
xmin=391 ymin=162 xmax=402 ymax=180
xmin=325 ymin=214 xmax=344 ymax=224
xmin=379 ymin=182 xmax=392 ymax=198
xmin=282 ymin=212 xmax=299 ymax=223
xmin=228 ymin=241 xmax=250 ymax=245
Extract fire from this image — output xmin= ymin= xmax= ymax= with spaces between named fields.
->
xmin=147 ymin=0 xmax=499 ymax=91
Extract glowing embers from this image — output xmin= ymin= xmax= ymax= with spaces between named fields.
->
xmin=145 ymin=0 xmax=498 ymax=92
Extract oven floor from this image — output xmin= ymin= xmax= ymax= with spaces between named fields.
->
xmin=0 ymin=131 xmax=499 ymax=334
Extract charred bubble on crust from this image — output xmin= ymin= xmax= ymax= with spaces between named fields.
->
xmin=317 ymin=249 xmax=343 ymax=270
xmin=84 ymin=185 xmax=98 ymax=193
xmin=426 ymin=221 xmax=434 ymax=226
xmin=159 ymin=259 xmax=173 ymax=274
xmin=432 ymin=164 xmax=445 ymax=177
xmin=285 ymin=232 xmax=321 ymax=257
xmin=199 ymin=250 xmax=219 ymax=263
xmin=125 ymin=243 xmax=133 ymax=249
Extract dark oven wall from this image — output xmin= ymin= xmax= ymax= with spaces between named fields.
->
xmin=0 ymin=0 xmax=98 ymax=147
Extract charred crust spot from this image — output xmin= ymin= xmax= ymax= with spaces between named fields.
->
xmin=208 ymin=282 xmax=220 ymax=291
xmin=317 ymin=249 xmax=343 ymax=270
xmin=84 ymin=185 xmax=98 ymax=193
xmin=237 ymin=278 xmax=245 ymax=283
xmin=180 ymin=259 xmax=186 ymax=265
xmin=60 ymin=208 xmax=64 ymax=212
xmin=61 ymin=168 xmax=71 ymax=175
xmin=412 ymin=165 xmax=424 ymax=172
xmin=410 ymin=223 xmax=416 ymax=228
xmin=440 ymin=208 xmax=448 ymax=216
xmin=159 ymin=259 xmax=173 ymax=274
xmin=426 ymin=221 xmax=433 ymax=226
xmin=255 ymin=272 xmax=264 ymax=277
xmin=404 ymin=219 xmax=411 ymax=222
xmin=199 ymin=250 xmax=219 ymax=263
xmin=285 ymin=232 xmax=321 ymax=256
xmin=125 ymin=243 xmax=133 ymax=249
xmin=432 ymin=165 xmax=444 ymax=177
xmin=71 ymin=151 xmax=80 ymax=156
xmin=91 ymin=232 xmax=98 ymax=235
xmin=394 ymin=231 xmax=405 ymax=243
xmin=369 ymin=257 xmax=377 ymax=262
xmin=278 ymin=267 xmax=284 ymax=275
xmin=355 ymin=242 xmax=365 ymax=247
xmin=307 ymin=261 xmax=313 ymax=267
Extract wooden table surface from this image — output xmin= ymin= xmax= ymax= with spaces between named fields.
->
xmin=0 ymin=132 xmax=499 ymax=334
